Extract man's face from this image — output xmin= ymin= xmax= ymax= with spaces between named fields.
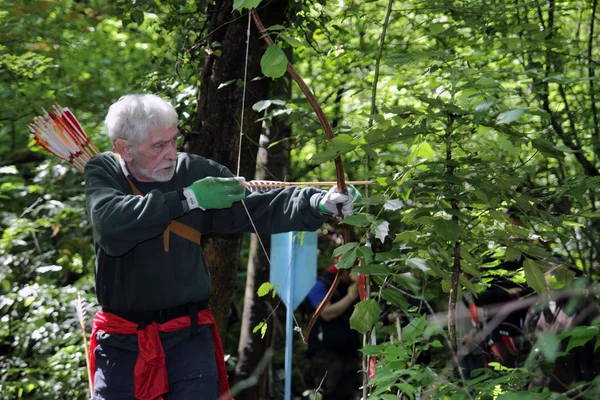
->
xmin=128 ymin=126 xmax=179 ymax=182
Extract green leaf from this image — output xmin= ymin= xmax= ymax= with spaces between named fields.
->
xmin=260 ymin=44 xmax=288 ymax=78
xmin=257 ymin=282 xmax=273 ymax=297
xmin=381 ymin=288 xmax=409 ymax=310
xmin=558 ymin=326 xmax=600 ymax=353
xmin=232 ymin=0 xmax=262 ymax=11
xmin=408 ymin=141 xmax=435 ymax=164
xmin=260 ymin=321 xmax=267 ymax=338
xmin=130 ymin=10 xmax=144 ymax=25
xmin=497 ymin=109 xmax=525 ymax=124
xmin=538 ymin=331 xmax=560 ymax=361
xmin=523 ymin=258 xmax=547 ymax=294
xmin=217 ymin=79 xmax=239 ymax=89
xmin=353 ymin=263 xmax=392 ymax=275
xmin=475 ymin=101 xmax=494 ymax=112
xmin=350 ymin=299 xmax=381 ymax=333
xmin=342 ymin=213 xmax=374 ymax=227
xmin=432 ymin=218 xmax=460 ymax=242
xmin=338 ymin=247 xmax=358 ymax=269
xmin=383 ymin=199 xmax=403 ymax=211
xmin=554 ymin=267 xmax=576 ymax=284
xmin=356 ymin=245 xmax=374 ymax=265
xmin=532 ymin=138 xmax=565 ymax=159
xmin=310 ymin=134 xmax=358 ymax=164
xmin=373 ymin=220 xmax=389 ymax=243
xmin=252 ymin=321 xmax=266 ymax=336
xmin=504 ymin=247 xmax=522 ymax=262
xmin=429 ymin=22 xmax=447 ymax=34
xmin=497 ymin=392 xmax=548 ymax=400
xmin=280 ymin=33 xmax=303 ymax=47
xmin=394 ymin=230 xmax=419 ymax=243
xmin=406 ymin=257 xmax=429 ymax=273
xmin=402 ymin=315 xmax=426 ymax=340
xmin=394 ymin=273 xmax=421 ymax=294
xmin=24 ymin=296 xmax=36 ymax=307
xmin=332 ymin=242 xmax=359 ymax=258
xmin=498 ymin=136 xmax=520 ymax=157
xmin=253 ymin=100 xmax=272 ymax=112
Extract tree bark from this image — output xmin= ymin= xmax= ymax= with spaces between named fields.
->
xmin=233 ymin=64 xmax=292 ymax=399
xmin=188 ymin=0 xmax=290 ymax=341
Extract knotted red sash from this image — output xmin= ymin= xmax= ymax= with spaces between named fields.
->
xmin=90 ymin=310 xmax=231 ymax=400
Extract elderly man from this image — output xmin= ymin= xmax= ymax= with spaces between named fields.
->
xmin=84 ymin=94 xmax=358 ymax=400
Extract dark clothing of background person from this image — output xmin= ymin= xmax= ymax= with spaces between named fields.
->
xmin=305 ymin=267 xmax=361 ymax=400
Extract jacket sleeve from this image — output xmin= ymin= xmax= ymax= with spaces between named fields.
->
xmin=195 ymin=185 xmax=328 ymax=234
xmin=84 ymin=155 xmax=185 ymax=257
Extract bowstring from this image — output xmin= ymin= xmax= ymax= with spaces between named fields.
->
xmin=238 ymin=10 xmax=271 ymax=264
xmin=236 ymin=11 xmax=251 ymax=179
xmin=236 ymin=10 xmax=305 ymax=340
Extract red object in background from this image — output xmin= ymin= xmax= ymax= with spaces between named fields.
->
xmin=328 ymin=255 xmax=376 ymax=379
xmin=357 ymin=266 xmax=376 ymax=379
xmin=358 ymin=273 xmax=367 ymax=301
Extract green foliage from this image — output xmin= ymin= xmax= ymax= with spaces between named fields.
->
xmin=260 ymin=44 xmax=289 ymax=79
xmin=232 ymin=0 xmax=262 ymax=12
xmin=275 ymin=0 xmax=600 ymax=396
xmin=2 ymin=0 xmax=600 ymax=397
xmin=0 ymin=284 xmax=95 ymax=399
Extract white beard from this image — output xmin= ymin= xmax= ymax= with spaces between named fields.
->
xmin=131 ymin=159 xmax=176 ymax=182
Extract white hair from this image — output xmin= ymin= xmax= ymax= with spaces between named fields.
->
xmin=104 ymin=94 xmax=179 ymax=145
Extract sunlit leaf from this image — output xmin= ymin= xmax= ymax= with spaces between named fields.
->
xmin=383 ymin=199 xmax=403 ymax=211
xmin=257 ymin=282 xmax=273 ymax=297
xmin=523 ymin=258 xmax=547 ymax=294
xmin=558 ymin=326 xmax=600 ymax=353
xmin=497 ymin=109 xmax=525 ymax=124
xmin=350 ymin=299 xmax=381 ymax=333
xmin=233 ymin=0 xmax=262 ymax=11
xmin=373 ymin=220 xmax=389 ymax=243
xmin=406 ymin=257 xmax=429 ymax=273
xmin=260 ymin=44 xmax=288 ymax=78
xmin=280 ymin=33 xmax=303 ymax=47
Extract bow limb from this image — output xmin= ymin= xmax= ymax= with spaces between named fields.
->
xmin=250 ymin=10 xmax=350 ymax=344
xmin=250 ymin=10 xmax=346 ymax=195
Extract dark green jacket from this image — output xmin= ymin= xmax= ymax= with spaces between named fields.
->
xmin=84 ymin=151 xmax=328 ymax=313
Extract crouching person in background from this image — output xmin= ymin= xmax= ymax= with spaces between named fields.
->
xmin=305 ymin=263 xmax=362 ymax=400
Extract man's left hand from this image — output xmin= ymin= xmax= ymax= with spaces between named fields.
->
xmin=318 ymin=184 xmax=361 ymax=216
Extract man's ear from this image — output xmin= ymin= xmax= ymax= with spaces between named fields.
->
xmin=114 ymin=139 xmax=134 ymax=162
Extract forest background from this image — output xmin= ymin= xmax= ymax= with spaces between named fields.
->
xmin=2 ymin=0 xmax=600 ymax=398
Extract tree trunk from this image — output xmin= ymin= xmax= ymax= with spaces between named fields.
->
xmin=233 ymin=74 xmax=292 ymax=399
xmin=188 ymin=0 xmax=290 ymax=341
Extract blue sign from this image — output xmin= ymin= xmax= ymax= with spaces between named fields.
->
xmin=270 ymin=231 xmax=318 ymax=311
xmin=270 ymin=231 xmax=318 ymax=400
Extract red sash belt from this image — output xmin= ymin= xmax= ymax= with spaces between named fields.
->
xmin=90 ymin=310 xmax=231 ymax=400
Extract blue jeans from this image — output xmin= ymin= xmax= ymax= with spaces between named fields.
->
xmin=92 ymin=325 xmax=219 ymax=400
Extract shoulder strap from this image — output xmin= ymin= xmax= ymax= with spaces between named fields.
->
xmin=125 ymin=169 xmax=201 ymax=252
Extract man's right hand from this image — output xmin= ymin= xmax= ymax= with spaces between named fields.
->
xmin=184 ymin=177 xmax=245 ymax=210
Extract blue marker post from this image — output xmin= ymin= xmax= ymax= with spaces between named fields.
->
xmin=270 ymin=231 xmax=318 ymax=400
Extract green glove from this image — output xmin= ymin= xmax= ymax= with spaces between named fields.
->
xmin=184 ymin=177 xmax=245 ymax=210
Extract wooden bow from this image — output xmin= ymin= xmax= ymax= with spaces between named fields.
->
xmin=250 ymin=10 xmax=352 ymax=343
